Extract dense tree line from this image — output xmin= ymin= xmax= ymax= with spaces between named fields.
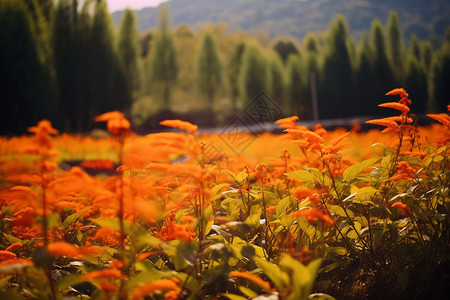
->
xmin=1 ymin=1 xmax=449 ymax=134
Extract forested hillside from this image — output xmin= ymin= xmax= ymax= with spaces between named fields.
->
xmin=113 ymin=0 xmax=450 ymax=41
xmin=1 ymin=0 xmax=450 ymax=135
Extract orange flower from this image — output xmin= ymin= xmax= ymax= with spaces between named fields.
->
xmin=392 ymin=202 xmax=410 ymax=216
xmin=289 ymin=208 xmax=334 ymax=226
xmin=28 ymin=120 xmax=59 ymax=149
xmin=383 ymin=116 xmax=413 ymax=124
xmin=160 ymin=119 xmax=198 ymax=134
xmin=365 ymin=119 xmax=399 ymax=130
xmin=5 ymin=243 xmax=23 ymax=252
xmin=385 ymin=88 xmax=408 ymax=97
xmin=285 ymin=129 xmax=324 ymax=143
xmin=95 ymin=111 xmax=130 ymax=135
xmin=275 ymin=116 xmax=299 ymax=129
xmin=0 ymin=258 xmax=33 ymax=269
xmin=95 ymin=111 xmax=125 ymax=122
xmin=83 ymin=269 xmax=123 ymax=281
xmin=392 ymin=202 xmax=409 ymax=210
xmin=47 ymin=242 xmax=79 ymax=257
xmin=0 ymin=250 xmax=17 ymax=261
xmin=28 ymin=120 xmax=58 ymax=136
xmin=100 ymin=281 xmax=119 ymax=292
xmin=229 ymin=271 xmax=271 ymax=292
xmin=389 ymin=161 xmax=416 ymax=181
xmin=427 ymin=113 xmax=450 ymax=127
xmin=137 ymin=251 xmax=158 ymax=261
xmin=131 ymin=279 xmax=180 ymax=300
xmin=81 ymin=160 xmax=115 ymax=171
xmin=378 ymin=102 xmax=410 ymax=114
xmin=39 ymin=160 xmax=58 ymax=172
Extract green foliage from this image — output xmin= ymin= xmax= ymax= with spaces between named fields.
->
xmin=148 ymin=2 xmax=179 ymax=110
xmin=409 ymin=33 xmax=422 ymax=60
xmin=386 ymin=11 xmax=405 ymax=85
xmin=286 ymin=54 xmax=304 ymax=115
xmin=429 ymin=41 xmax=450 ymax=111
xmin=238 ymin=42 xmax=268 ymax=108
xmin=0 ymin=0 xmax=55 ymax=135
xmin=196 ymin=31 xmax=223 ymax=110
xmin=319 ymin=15 xmax=355 ymax=118
xmin=405 ymin=55 xmax=428 ymax=112
xmin=370 ymin=20 xmax=396 ymax=103
xmin=117 ymin=8 xmax=141 ymax=98
xmin=355 ymin=32 xmax=377 ymax=115
xmin=228 ymin=42 xmax=246 ymax=107
xmin=267 ymin=51 xmax=286 ymax=108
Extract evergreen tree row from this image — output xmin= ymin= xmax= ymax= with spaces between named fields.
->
xmin=1 ymin=1 xmax=449 ymax=134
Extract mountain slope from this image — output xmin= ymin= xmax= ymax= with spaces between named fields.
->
xmin=112 ymin=0 xmax=450 ymax=41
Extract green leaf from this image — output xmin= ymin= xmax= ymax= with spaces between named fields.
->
xmin=327 ymin=205 xmax=353 ymax=218
xmin=276 ymin=195 xmax=293 ymax=217
xmin=280 ymin=254 xmax=313 ymax=300
xmin=137 ymin=234 xmax=161 ymax=249
xmin=3 ymin=233 xmax=23 ymax=245
xmin=254 ymin=257 xmax=289 ymax=292
xmin=355 ymin=187 xmax=377 ymax=204
xmin=343 ymin=158 xmax=378 ymax=183
xmin=58 ymin=274 xmax=84 ymax=289
xmin=127 ymin=269 xmax=166 ymax=290
xmin=47 ymin=213 xmax=60 ymax=229
xmin=177 ymin=242 xmax=198 ymax=266
xmin=285 ymin=170 xmax=314 ymax=183
xmin=245 ymin=209 xmax=261 ymax=228
xmin=63 ymin=207 xmax=89 ymax=229
xmin=325 ymin=247 xmax=347 ymax=257
xmin=0 ymin=275 xmax=12 ymax=288
xmin=175 ymin=272 xmax=200 ymax=293
xmin=236 ymin=170 xmax=249 ymax=184
xmin=305 ymin=259 xmax=322 ymax=294
xmin=280 ymin=254 xmax=310 ymax=286
xmin=239 ymin=285 xmax=258 ymax=298
xmin=211 ymin=183 xmax=231 ymax=199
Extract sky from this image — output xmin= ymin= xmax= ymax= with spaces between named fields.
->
xmin=106 ymin=0 xmax=167 ymax=12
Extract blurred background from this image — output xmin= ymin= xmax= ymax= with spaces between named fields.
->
xmin=1 ymin=0 xmax=449 ymax=135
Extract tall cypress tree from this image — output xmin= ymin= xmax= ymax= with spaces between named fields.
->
xmin=421 ymin=42 xmax=433 ymax=74
xmin=405 ymin=54 xmax=428 ymax=113
xmin=267 ymin=51 xmax=285 ymax=109
xmin=371 ymin=20 xmax=395 ymax=104
xmin=320 ymin=15 xmax=355 ymax=118
xmin=304 ymin=33 xmax=320 ymax=119
xmin=429 ymin=42 xmax=450 ymax=112
xmin=0 ymin=0 xmax=52 ymax=134
xmin=36 ymin=0 xmax=53 ymax=21
xmin=286 ymin=54 xmax=304 ymax=115
xmin=148 ymin=2 xmax=178 ymax=111
xmin=355 ymin=32 xmax=377 ymax=116
xmin=89 ymin=0 xmax=130 ymax=115
xmin=238 ymin=42 xmax=267 ymax=108
xmin=53 ymin=0 xmax=89 ymax=131
xmin=409 ymin=34 xmax=421 ymax=60
xmin=196 ymin=31 xmax=223 ymax=111
xmin=228 ymin=42 xmax=246 ymax=108
xmin=386 ymin=11 xmax=405 ymax=85
xmin=117 ymin=8 xmax=141 ymax=98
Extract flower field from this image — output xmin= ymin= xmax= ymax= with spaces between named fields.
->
xmin=0 ymin=89 xmax=449 ymax=300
